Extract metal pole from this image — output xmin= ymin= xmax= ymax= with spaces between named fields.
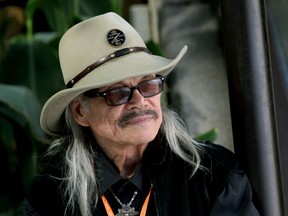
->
xmin=220 ymin=0 xmax=284 ymax=215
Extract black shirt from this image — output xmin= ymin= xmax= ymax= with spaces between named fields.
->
xmin=96 ymin=143 xmax=156 ymax=215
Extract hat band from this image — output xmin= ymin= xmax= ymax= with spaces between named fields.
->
xmin=66 ymin=47 xmax=151 ymax=88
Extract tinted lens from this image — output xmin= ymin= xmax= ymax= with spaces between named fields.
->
xmin=85 ymin=77 xmax=165 ymax=106
xmin=139 ymin=78 xmax=163 ymax=97
xmin=105 ymin=87 xmax=131 ymax=105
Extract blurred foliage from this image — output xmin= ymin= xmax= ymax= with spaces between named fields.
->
xmin=0 ymin=84 xmax=44 ymax=214
xmin=195 ymin=128 xmax=218 ymax=142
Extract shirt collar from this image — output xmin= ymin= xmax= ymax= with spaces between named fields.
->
xmin=97 ymin=148 xmax=145 ymax=196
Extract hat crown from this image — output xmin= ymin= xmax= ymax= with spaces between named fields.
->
xmin=59 ymin=12 xmax=146 ymax=85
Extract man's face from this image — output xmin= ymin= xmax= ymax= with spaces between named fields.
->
xmin=72 ymin=74 xmax=163 ymax=150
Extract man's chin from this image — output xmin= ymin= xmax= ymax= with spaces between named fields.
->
xmin=120 ymin=127 xmax=159 ymax=143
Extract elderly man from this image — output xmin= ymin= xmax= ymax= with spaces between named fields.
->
xmin=24 ymin=12 xmax=260 ymax=216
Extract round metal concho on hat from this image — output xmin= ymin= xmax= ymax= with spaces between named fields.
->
xmin=107 ymin=29 xmax=126 ymax=46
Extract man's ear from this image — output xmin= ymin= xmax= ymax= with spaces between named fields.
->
xmin=70 ymin=100 xmax=90 ymax=127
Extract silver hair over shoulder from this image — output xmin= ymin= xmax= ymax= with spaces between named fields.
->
xmin=45 ymin=102 xmax=204 ymax=216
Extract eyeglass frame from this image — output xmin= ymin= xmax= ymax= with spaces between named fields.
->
xmin=83 ymin=76 xmax=165 ymax=106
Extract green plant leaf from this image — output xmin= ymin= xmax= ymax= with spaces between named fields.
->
xmin=38 ymin=0 xmax=114 ymax=33
xmin=25 ymin=0 xmax=42 ymax=38
xmin=37 ymin=0 xmax=71 ymax=33
xmin=79 ymin=0 xmax=113 ymax=18
xmin=109 ymin=0 xmax=123 ymax=15
xmin=195 ymin=128 xmax=218 ymax=142
xmin=0 ymin=35 xmax=64 ymax=105
xmin=0 ymin=84 xmax=45 ymax=141
xmin=146 ymin=40 xmax=165 ymax=56
xmin=0 ymin=84 xmax=45 ymax=211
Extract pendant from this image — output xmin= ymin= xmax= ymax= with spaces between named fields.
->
xmin=115 ymin=204 xmax=139 ymax=216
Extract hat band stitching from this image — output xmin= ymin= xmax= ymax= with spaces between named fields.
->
xmin=66 ymin=47 xmax=151 ymax=88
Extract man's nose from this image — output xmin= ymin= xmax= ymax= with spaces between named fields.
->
xmin=127 ymin=89 xmax=145 ymax=107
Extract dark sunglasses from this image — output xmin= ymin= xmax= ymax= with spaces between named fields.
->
xmin=83 ymin=76 xmax=165 ymax=106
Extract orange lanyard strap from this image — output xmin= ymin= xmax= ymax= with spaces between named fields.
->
xmin=101 ymin=195 xmax=114 ymax=216
xmin=139 ymin=186 xmax=151 ymax=216
xmin=101 ymin=186 xmax=152 ymax=216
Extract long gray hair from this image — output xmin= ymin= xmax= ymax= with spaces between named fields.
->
xmin=46 ymin=96 xmax=205 ymax=216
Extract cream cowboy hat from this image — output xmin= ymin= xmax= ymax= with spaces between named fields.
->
xmin=40 ymin=12 xmax=187 ymax=136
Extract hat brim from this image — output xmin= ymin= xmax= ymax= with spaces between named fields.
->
xmin=40 ymin=45 xmax=187 ymax=136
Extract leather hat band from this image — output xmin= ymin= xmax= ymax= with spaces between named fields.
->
xmin=66 ymin=47 xmax=151 ymax=88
